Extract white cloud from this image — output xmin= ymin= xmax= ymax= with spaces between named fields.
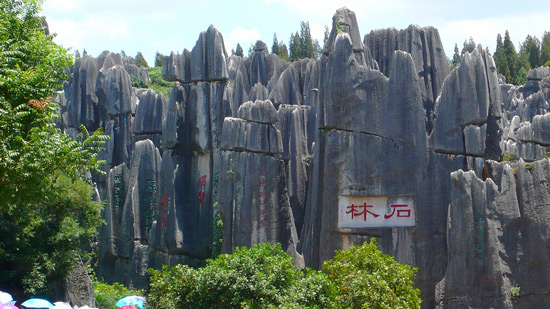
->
xmin=264 ymin=0 xmax=408 ymax=20
xmin=46 ymin=14 xmax=131 ymax=55
xmin=227 ymin=26 xmax=262 ymax=53
xmin=440 ymin=10 xmax=550 ymax=56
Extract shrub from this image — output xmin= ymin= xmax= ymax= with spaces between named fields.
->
xmin=93 ymin=281 xmax=144 ymax=309
xmin=148 ymin=241 xmax=420 ymax=308
xmin=323 ymin=239 xmax=421 ymax=308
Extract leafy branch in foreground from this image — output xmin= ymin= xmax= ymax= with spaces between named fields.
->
xmin=0 ymin=0 xmax=109 ymax=297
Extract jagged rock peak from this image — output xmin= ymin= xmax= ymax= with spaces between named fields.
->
xmin=237 ymin=100 xmax=278 ymax=124
xmin=190 ymin=24 xmax=229 ymax=81
xmin=527 ymin=66 xmax=550 ymax=81
xmin=323 ymin=8 xmax=378 ymax=69
xmin=254 ymin=40 xmax=268 ymax=52
xmin=325 ymin=7 xmax=364 ymax=53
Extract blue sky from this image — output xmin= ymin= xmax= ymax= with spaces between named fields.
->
xmin=42 ymin=0 xmax=550 ymax=65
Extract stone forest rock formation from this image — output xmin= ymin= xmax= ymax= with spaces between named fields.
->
xmin=55 ymin=7 xmax=550 ymax=308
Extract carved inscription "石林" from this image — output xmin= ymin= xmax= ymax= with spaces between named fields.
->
xmin=337 ymin=196 xmax=415 ymax=229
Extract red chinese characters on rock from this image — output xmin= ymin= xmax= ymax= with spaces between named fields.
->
xmin=384 ymin=204 xmax=411 ymax=219
xmin=346 ymin=203 xmax=411 ymax=221
xmin=159 ymin=193 xmax=169 ymax=228
xmin=346 ymin=203 xmax=379 ymax=221
xmin=259 ymin=173 xmax=267 ymax=227
xmin=197 ymin=175 xmax=207 ymax=205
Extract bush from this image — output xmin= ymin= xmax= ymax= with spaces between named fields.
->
xmin=148 ymin=243 xmax=319 ymax=308
xmin=323 ymin=239 xmax=421 ymax=308
xmin=148 ymin=241 xmax=420 ymax=308
xmin=147 ymin=67 xmax=173 ymax=98
xmin=93 ymin=281 xmax=144 ymax=309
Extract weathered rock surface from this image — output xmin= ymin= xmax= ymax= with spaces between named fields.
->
xmin=55 ymin=8 xmax=550 ymax=308
xmin=63 ymin=55 xmax=101 ymax=129
xmin=116 ymin=139 xmax=161 ymax=288
xmin=365 ymin=25 xmax=450 ymax=133
xmin=218 ymin=100 xmax=303 ymax=266
xmin=191 ymin=25 xmax=229 ymax=81
xmin=436 ymin=169 xmax=513 ymax=308
xmin=162 ymin=50 xmax=191 ymax=83
xmin=63 ymin=260 xmax=96 ymax=308
xmin=132 ymin=89 xmax=166 ymax=136
xmin=276 ymin=105 xmax=315 ymax=235
xmin=237 ymin=99 xmax=278 ymax=124
xmin=97 ymin=163 xmax=130 ymax=282
xmin=433 ymin=45 xmax=502 ymax=159
xmin=301 ymin=25 xmax=428 ymax=300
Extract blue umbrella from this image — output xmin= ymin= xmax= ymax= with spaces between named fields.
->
xmin=116 ymin=296 xmax=145 ymax=309
xmin=21 ymin=298 xmax=54 ymax=309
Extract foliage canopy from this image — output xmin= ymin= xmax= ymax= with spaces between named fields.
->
xmin=0 ymin=0 xmax=108 ymax=296
xmin=148 ymin=241 xmax=421 ymax=308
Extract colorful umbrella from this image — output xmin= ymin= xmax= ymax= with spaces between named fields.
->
xmin=21 ymin=298 xmax=54 ymax=309
xmin=119 ymin=306 xmax=139 ymax=309
xmin=115 ymin=295 xmax=144 ymax=309
xmin=0 ymin=292 xmax=12 ymax=304
xmin=0 ymin=305 xmax=18 ymax=309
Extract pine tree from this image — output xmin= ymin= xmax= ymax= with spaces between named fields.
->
xmin=278 ymin=44 xmax=289 ymax=61
xmin=494 ymin=33 xmax=511 ymax=83
xmin=519 ymin=35 xmax=540 ymax=69
xmin=323 ymin=25 xmax=330 ymax=50
xmin=540 ymin=31 xmax=550 ymax=66
xmin=272 ymin=33 xmax=280 ymax=55
xmin=289 ymin=32 xmax=302 ymax=61
xmin=154 ymin=51 xmax=166 ymax=67
xmin=135 ymin=51 xmax=149 ymax=68
xmin=503 ymin=30 xmax=518 ymax=83
xmin=300 ymin=21 xmax=314 ymax=59
xmin=451 ymin=43 xmax=461 ymax=69
xmin=461 ymin=37 xmax=476 ymax=56
xmin=235 ymin=43 xmax=244 ymax=57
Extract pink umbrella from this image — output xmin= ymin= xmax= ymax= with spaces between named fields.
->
xmin=0 ymin=305 xmax=18 ymax=309
xmin=119 ymin=306 xmax=139 ymax=309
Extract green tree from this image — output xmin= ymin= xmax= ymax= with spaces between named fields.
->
xmin=272 ymin=33 xmax=280 ymax=55
xmin=323 ymin=239 xmax=421 ymax=308
xmin=135 ymin=51 xmax=148 ymax=68
xmin=148 ymin=241 xmax=420 ymax=308
xmin=451 ymin=43 xmax=461 ymax=69
xmin=289 ymin=32 xmax=302 ymax=61
xmin=148 ymin=243 xmax=331 ymax=308
xmin=235 ymin=43 xmax=244 ymax=57
xmin=461 ymin=37 xmax=476 ymax=56
xmin=495 ymin=33 xmax=511 ymax=83
xmin=154 ymin=51 xmax=165 ymax=67
xmin=0 ymin=0 xmax=108 ymax=296
xmin=503 ymin=30 xmax=518 ymax=83
xmin=323 ymin=25 xmax=330 ymax=49
xmin=278 ymin=43 xmax=290 ymax=61
xmin=519 ymin=34 xmax=540 ymax=69
xmin=300 ymin=21 xmax=315 ymax=59
xmin=288 ymin=21 xmax=321 ymax=62
xmin=541 ymin=31 xmax=550 ymax=66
